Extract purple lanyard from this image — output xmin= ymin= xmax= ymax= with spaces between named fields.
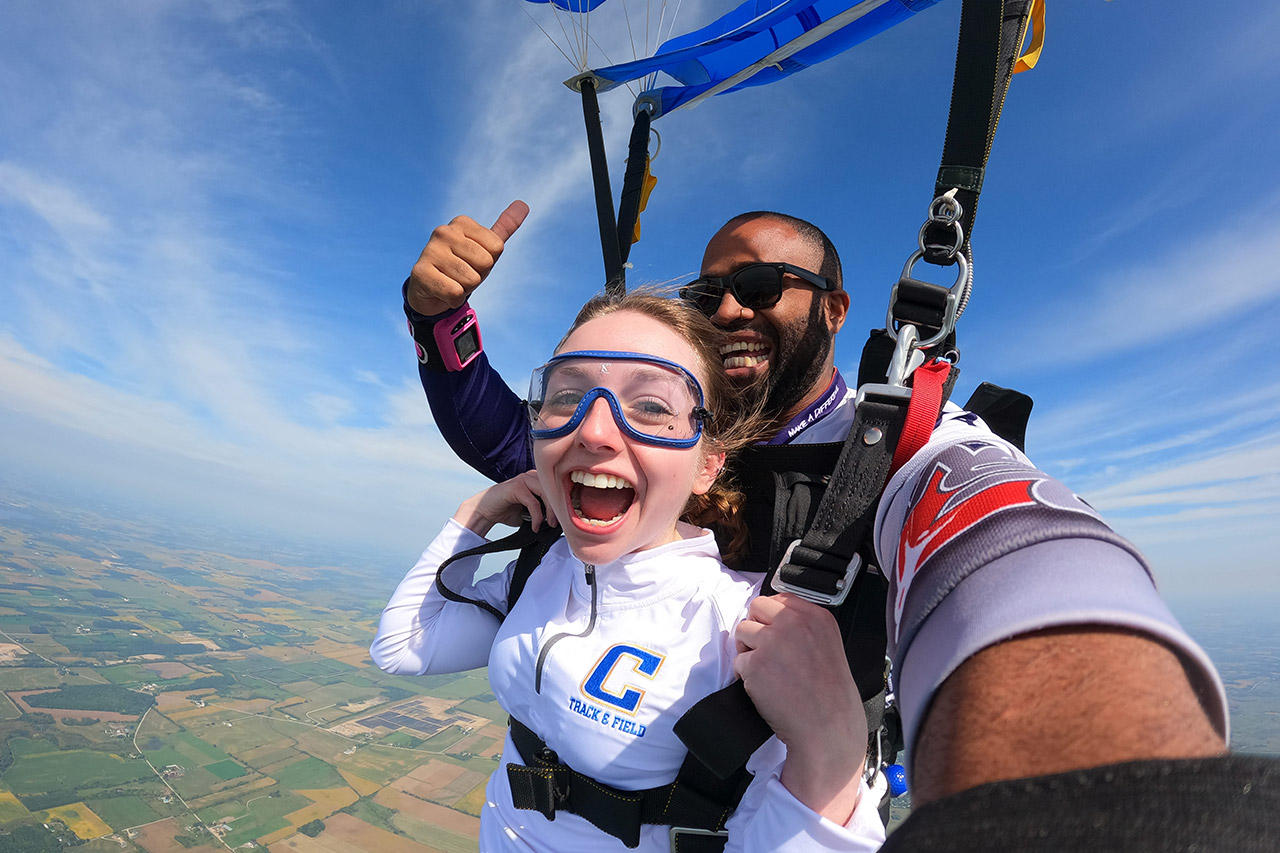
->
xmin=763 ymin=370 xmax=848 ymax=445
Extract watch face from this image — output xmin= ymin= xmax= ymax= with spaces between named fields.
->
xmin=454 ymin=328 xmax=480 ymax=362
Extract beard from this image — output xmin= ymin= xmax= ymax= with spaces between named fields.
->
xmin=744 ymin=296 xmax=834 ymax=419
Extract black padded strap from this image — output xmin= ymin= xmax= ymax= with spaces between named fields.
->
xmin=507 ymin=718 xmax=745 ymax=849
xmin=615 ymin=108 xmax=652 ymax=265
xmin=773 ymin=394 xmax=908 ymax=594
xmin=925 ymin=0 xmax=1036 ymax=264
xmin=963 ymin=381 xmax=1033 ymax=452
xmin=578 ymin=78 xmax=625 ymax=295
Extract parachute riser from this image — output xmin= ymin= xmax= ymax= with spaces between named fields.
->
xmin=577 ymin=77 xmax=626 ymax=296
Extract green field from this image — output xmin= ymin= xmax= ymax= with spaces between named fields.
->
xmin=272 ymin=756 xmax=345 ymax=790
xmin=0 ymin=668 xmax=102 ymax=691
xmin=422 ymin=673 xmax=491 ymax=701
xmin=0 ymin=691 xmax=22 ymax=720
xmin=83 ymin=794 xmax=159 ymax=830
xmin=175 ymin=731 xmax=236 ymax=765
xmin=97 ymin=664 xmax=151 ymax=684
xmin=204 ymin=759 xmax=247 ymax=780
xmin=197 ymin=790 xmax=310 ymax=845
xmin=393 ymin=811 xmax=479 ymax=853
xmin=3 ymin=745 xmax=153 ymax=793
xmin=421 ymin=726 xmax=466 ymax=751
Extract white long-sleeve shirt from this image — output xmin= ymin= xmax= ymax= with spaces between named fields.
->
xmin=372 ymin=520 xmax=884 ymax=852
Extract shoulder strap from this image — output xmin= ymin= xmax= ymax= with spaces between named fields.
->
xmin=433 ymin=520 xmax=562 ymax=622
xmin=963 ymin=381 xmax=1033 ymax=452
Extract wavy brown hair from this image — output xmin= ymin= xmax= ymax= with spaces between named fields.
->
xmin=557 ymin=289 xmax=773 ymax=569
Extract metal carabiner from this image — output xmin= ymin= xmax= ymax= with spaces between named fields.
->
xmin=885 ymin=250 xmax=970 ymax=351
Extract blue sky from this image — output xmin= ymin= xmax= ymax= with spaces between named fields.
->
xmin=1 ymin=0 xmax=1277 ymax=613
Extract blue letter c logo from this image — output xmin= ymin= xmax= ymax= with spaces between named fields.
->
xmin=582 ymin=644 xmax=663 ymax=714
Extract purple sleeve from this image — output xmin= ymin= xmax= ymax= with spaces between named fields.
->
xmin=408 ymin=290 xmax=533 ymax=482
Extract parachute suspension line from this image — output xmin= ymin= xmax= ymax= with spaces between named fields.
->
xmin=513 ymin=0 xmax=580 ymax=70
xmin=620 ymin=0 xmax=639 ymax=63
xmin=652 ymin=0 xmax=686 ymax=91
xmin=578 ymin=77 xmax=626 ymax=296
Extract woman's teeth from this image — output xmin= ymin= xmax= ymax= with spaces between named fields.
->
xmin=570 ymin=471 xmax=633 ymax=489
xmin=569 ymin=470 xmax=634 ymax=525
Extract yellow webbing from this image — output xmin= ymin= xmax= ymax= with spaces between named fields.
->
xmin=1014 ymin=0 xmax=1045 ymax=74
xmin=631 ymin=158 xmax=658 ymax=244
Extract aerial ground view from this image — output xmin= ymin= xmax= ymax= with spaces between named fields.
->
xmin=2 ymin=490 xmax=1278 ymax=852
xmin=2 ymin=0 xmax=1279 ymax=850
xmin=0 ymin=494 xmax=507 ymax=853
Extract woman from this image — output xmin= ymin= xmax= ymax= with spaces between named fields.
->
xmin=372 ymin=292 xmax=883 ymax=851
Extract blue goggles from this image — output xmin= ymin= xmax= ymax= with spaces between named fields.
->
xmin=526 ymin=350 xmax=712 ymax=449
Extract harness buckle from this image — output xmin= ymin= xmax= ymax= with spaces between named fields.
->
xmin=770 ymin=539 xmax=862 ymax=607
xmin=669 ymin=826 xmax=729 ymax=852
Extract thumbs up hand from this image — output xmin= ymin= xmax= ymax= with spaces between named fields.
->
xmin=407 ymin=200 xmax=530 ymax=316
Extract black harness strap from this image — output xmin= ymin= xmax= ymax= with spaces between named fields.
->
xmin=616 ymin=107 xmax=653 ymax=266
xmin=577 ymin=76 xmax=626 ymax=296
xmin=433 ymin=519 xmax=561 ymax=621
xmin=506 ymin=717 xmax=748 ymax=851
xmin=924 ymin=0 xmax=1037 ymax=265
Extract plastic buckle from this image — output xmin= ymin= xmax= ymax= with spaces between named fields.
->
xmin=769 ymin=539 xmax=862 ymax=607
xmin=669 ymin=826 xmax=728 ymax=852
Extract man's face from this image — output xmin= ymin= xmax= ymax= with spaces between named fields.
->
xmin=698 ymin=217 xmax=849 ymax=419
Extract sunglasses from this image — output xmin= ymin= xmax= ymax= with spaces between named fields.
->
xmin=679 ymin=262 xmax=834 ymax=316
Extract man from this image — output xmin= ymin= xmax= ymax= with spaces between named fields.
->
xmin=404 ymin=200 xmax=856 ymax=482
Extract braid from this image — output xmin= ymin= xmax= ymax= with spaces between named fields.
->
xmin=682 ymin=477 xmax=750 ymax=570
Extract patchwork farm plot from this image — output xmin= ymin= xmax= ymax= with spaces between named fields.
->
xmin=0 ymin=503 xmax=497 ymax=850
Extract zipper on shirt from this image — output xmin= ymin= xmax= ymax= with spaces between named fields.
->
xmin=534 ymin=563 xmax=597 ymax=694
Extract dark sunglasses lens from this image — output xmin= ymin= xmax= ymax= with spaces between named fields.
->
xmin=732 ymin=265 xmax=784 ymax=309
xmin=681 ymin=280 xmax=724 ymax=315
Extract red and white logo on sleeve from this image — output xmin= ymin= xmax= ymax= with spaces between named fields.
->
xmin=894 ymin=441 xmax=1101 ymax=625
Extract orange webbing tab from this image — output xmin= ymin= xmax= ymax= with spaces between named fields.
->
xmin=890 ymin=359 xmax=952 ymax=477
xmin=1014 ymin=0 xmax=1045 ymax=74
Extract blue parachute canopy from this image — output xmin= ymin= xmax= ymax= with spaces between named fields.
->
xmin=526 ymin=0 xmax=609 ymax=11
xmin=564 ymin=0 xmax=945 ymax=118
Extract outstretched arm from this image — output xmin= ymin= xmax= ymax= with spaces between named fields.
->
xmin=879 ymin=429 xmax=1228 ymax=806
xmin=405 ymin=201 xmax=535 ymax=482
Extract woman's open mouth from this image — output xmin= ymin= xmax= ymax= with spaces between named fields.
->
xmin=569 ymin=470 xmax=636 ymax=528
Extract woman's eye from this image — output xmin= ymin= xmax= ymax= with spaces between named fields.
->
xmin=629 ymin=398 xmax=677 ymax=424
xmin=545 ymin=389 xmax=583 ymax=414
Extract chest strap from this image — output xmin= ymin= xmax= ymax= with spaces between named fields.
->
xmin=506 ymin=717 xmax=749 ymax=850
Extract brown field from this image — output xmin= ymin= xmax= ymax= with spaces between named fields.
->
xmin=268 ymin=812 xmax=445 ymax=853
xmin=376 ymin=789 xmax=481 ymax=838
xmin=142 ymin=662 xmax=195 ymax=678
xmin=453 ymin=779 xmax=488 ymax=818
xmin=8 ymin=690 xmax=139 ymax=722
xmin=0 ymin=642 xmax=27 ymax=662
xmin=306 ymin=639 xmax=373 ymax=667
xmin=390 ymin=759 xmax=465 ymax=799
xmin=133 ymin=817 xmax=223 ymax=853
xmin=164 ymin=704 xmax=220 ymax=721
xmin=155 ymin=692 xmax=196 ymax=711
